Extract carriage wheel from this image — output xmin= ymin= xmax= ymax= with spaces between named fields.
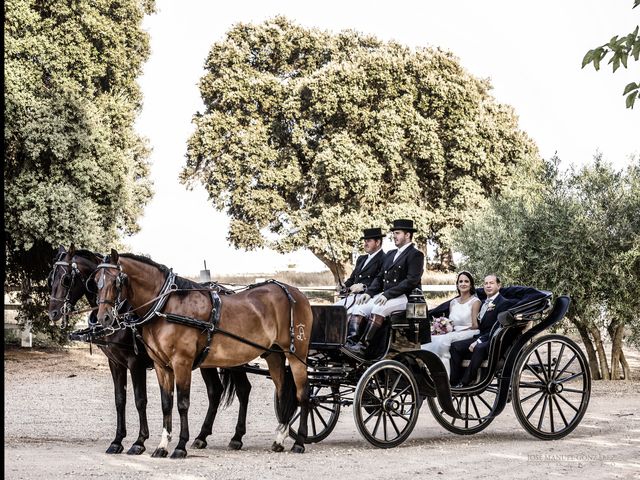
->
xmin=512 ymin=334 xmax=591 ymax=440
xmin=426 ymin=379 xmax=498 ymax=435
xmin=274 ymin=384 xmax=341 ymax=443
xmin=353 ymin=360 xmax=420 ymax=448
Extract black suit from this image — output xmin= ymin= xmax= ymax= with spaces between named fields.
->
xmin=449 ymin=293 xmax=514 ymax=385
xmin=366 ymin=244 xmax=424 ymax=299
xmin=344 ymin=250 xmax=384 ymax=290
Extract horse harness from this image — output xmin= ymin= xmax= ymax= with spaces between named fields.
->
xmin=95 ymin=262 xmax=303 ymax=370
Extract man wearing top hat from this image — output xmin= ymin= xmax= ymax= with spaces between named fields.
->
xmin=335 ymin=227 xmax=385 ymax=315
xmin=343 ymin=219 xmax=425 ymax=358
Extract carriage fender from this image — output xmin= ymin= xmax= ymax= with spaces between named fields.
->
xmin=396 ymin=350 xmax=465 ymax=420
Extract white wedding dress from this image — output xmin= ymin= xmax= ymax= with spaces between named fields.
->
xmin=421 ymin=296 xmax=481 ymax=378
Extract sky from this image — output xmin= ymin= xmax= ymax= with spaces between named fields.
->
xmin=126 ymin=0 xmax=639 ymax=277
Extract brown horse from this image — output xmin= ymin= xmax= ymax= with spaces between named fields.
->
xmin=48 ymin=245 xmax=253 ymax=454
xmin=94 ymin=249 xmax=312 ymax=458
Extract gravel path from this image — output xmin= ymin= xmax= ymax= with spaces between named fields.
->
xmin=4 ymin=346 xmax=640 ymax=480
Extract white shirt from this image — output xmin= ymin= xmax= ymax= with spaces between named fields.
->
xmin=362 ymin=248 xmax=382 ymax=269
xmin=393 ymin=242 xmax=412 ymax=263
xmin=477 ymin=293 xmax=499 ymax=343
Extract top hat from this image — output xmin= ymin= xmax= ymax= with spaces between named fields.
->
xmin=361 ymin=227 xmax=384 ymax=240
xmin=389 ymin=219 xmax=417 ymax=232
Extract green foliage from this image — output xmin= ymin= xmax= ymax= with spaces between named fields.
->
xmin=454 ymin=155 xmax=640 ymax=349
xmin=4 ymin=0 xmax=155 ymax=335
xmin=582 ymin=1 xmax=640 ymax=108
xmin=184 ymin=17 xmax=541 ymax=279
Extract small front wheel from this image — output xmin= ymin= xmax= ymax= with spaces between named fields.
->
xmin=353 ymin=360 xmax=420 ymax=448
xmin=512 ymin=334 xmax=591 ymax=440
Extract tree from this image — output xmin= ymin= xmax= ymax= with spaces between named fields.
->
xmin=4 ymin=0 xmax=155 ymax=338
xmin=582 ymin=0 xmax=640 ymax=108
xmin=453 ymin=156 xmax=640 ymax=380
xmin=183 ymin=17 xmax=541 ymax=282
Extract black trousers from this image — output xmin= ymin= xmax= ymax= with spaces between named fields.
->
xmin=450 ymin=337 xmax=490 ymax=386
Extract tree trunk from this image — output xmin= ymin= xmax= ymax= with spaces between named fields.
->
xmin=575 ymin=322 xmax=601 ymax=380
xmin=619 ymin=349 xmax=632 ymax=380
xmin=437 ymin=247 xmax=454 ymax=272
xmin=608 ymin=322 xmax=626 ymax=380
xmin=310 ymin=250 xmax=350 ymax=286
xmin=589 ymin=325 xmax=611 ymax=380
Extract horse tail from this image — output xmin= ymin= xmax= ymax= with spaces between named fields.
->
xmin=276 ymin=365 xmax=298 ymax=424
xmin=219 ymin=368 xmax=237 ymax=409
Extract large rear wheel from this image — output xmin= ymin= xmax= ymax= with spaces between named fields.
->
xmin=512 ymin=334 xmax=590 ymax=440
xmin=353 ymin=360 xmax=420 ymax=448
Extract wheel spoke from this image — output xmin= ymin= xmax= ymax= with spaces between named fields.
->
xmin=470 ymin=396 xmax=482 ymax=421
xmin=524 ymin=363 xmax=547 ymax=384
xmin=556 ymin=392 xmax=580 ymax=413
xmin=551 ymin=344 xmax=566 ymax=379
xmin=537 ymin=395 xmax=549 ymax=430
xmin=314 ymin=407 xmax=329 ymax=429
xmin=551 ymin=395 xmax=569 ymax=428
xmin=555 ymin=353 xmax=577 ymax=378
xmin=386 ymin=411 xmax=402 ymax=436
xmin=383 ymin=411 xmax=389 ymax=441
xmin=310 ymin=409 xmax=318 ymax=436
xmin=547 ymin=342 xmax=553 ymax=382
xmin=525 ymin=391 xmax=546 ymax=420
xmin=533 ymin=349 xmax=549 ymax=382
xmin=389 ymin=371 xmax=402 ymax=395
xmin=549 ymin=395 xmax=555 ymax=432
xmin=370 ymin=408 xmax=383 ymax=436
xmin=521 ymin=389 xmax=544 ymax=403
xmin=561 ymin=387 xmax=585 ymax=394
xmin=390 ymin=384 xmax=412 ymax=401
xmin=556 ymin=372 xmax=583 ymax=384
xmin=519 ymin=381 xmax=545 ymax=389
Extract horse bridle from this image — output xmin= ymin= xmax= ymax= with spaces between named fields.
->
xmin=49 ymin=259 xmax=86 ymax=328
xmin=94 ymin=262 xmax=130 ymax=328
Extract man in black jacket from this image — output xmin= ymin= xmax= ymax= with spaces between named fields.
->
xmin=449 ymin=274 xmax=514 ymax=386
xmin=335 ymin=227 xmax=385 ymax=316
xmin=343 ymin=219 xmax=424 ymax=358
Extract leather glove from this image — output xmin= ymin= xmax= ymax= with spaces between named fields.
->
xmin=349 ymin=283 xmax=365 ymax=293
xmin=374 ymin=294 xmax=388 ymax=306
xmin=356 ymin=293 xmax=371 ymax=305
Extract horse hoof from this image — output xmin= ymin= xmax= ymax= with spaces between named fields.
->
xmin=105 ymin=443 xmax=124 ymax=454
xmin=271 ymin=441 xmax=285 ymax=452
xmin=151 ymin=447 xmax=169 ymax=458
xmin=170 ymin=449 xmax=187 ymax=459
xmin=228 ymin=439 xmax=243 ymax=450
xmin=191 ymin=438 xmax=207 ymax=449
xmin=291 ymin=444 xmax=305 ymax=454
xmin=127 ymin=444 xmax=146 ymax=455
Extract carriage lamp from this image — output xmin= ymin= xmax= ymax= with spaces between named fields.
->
xmin=406 ymin=288 xmax=427 ymax=319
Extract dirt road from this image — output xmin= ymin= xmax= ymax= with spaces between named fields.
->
xmin=4 ymin=347 xmax=640 ymax=480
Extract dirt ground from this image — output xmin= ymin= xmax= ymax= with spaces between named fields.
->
xmin=4 ymin=345 xmax=640 ymax=480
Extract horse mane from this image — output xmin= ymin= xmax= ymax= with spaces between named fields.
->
xmin=73 ymin=249 xmax=103 ymax=263
xmin=117 ymin=253 xmax=172 ymax=276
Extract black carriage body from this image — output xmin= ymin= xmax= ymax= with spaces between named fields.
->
xmin=293 ymin=285 xmax=590 ymax=447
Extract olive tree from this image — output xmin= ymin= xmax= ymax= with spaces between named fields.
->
xmin=183 ymin=16 xmax=542 ymax=282
xmin=454 ymin=156 xmax=640 ymax=380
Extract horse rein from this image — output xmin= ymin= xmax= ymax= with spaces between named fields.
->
xmin=49 ymin=259 xmax=85 ymax=328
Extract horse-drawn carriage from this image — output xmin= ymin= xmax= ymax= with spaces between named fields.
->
xmin=281 ymin=286 xmax=591 ymax=447
xmin=49 ymin=247 xmax=591 ymax=456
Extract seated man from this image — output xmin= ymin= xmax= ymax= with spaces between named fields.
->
xmin=342 ymin=219 xmax=424 ymax=359
xmin=449 ymin=274 xmax=515 ymax=387
xmin=334 ymin=227 xmax=385 ymax=315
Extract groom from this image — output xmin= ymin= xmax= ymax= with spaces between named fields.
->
xmin=449 ymin=274 xmax=514 ymax=387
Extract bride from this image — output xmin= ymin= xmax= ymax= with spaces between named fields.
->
xmin=422 ymin=271 xmax=480 ymax=378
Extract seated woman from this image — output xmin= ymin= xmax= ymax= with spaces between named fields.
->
xmin=421 ymin=271 xmax=480 ymax=378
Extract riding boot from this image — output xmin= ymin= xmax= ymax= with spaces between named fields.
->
xmin=344 ymin=315 xmax=384 ymax=357
xmin=344 ymin=315 xmax=365 ymax=346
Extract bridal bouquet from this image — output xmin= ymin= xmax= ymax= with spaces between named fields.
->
xmin=431 ymin=316 xmax=453 ymax=336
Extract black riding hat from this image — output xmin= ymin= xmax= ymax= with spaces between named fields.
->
xmin=361 ymin=227 xmax=384 ymax=240
xmin=389 ymin=219 xmax=417 ymax=232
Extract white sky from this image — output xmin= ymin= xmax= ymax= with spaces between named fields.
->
xmin=126 ymin=0 xmax=639 ymax=277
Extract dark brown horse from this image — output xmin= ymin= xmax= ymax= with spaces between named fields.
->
xmin=94 ymin=249 xmax=312 ymax=458
xmin=48 ymin=245 xmax=252 ymax=455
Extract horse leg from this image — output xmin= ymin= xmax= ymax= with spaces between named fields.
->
xmin=191 ymin=368 xmax=222 ymax=450
xmin=265 ymin=354 xmax=293 ymax=452
xmin=126 ymin=360 xmax=149 ymax=455
xmin=287 ymin=355 xmax=310 ymax=454
xmin=151 ymin=365 xmax=174 ymax=458
xmin=170 ymin=363 xmax=193 ymax=459
xmin=228 ymin=370 xmax=251 ymax=450
xmin=106 ymin=359 xmax=126 ymax=454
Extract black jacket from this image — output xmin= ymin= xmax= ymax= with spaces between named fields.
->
xmin=476 ymin=293 xmax=515 ymax=343
xmin=366 ymin=244 xmax=424 ymax=299
xmin=344 ymin=250 xmax=384 ymax=289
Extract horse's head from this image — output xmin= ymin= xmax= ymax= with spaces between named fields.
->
xmin=94 ymin=248 xmax=129 ymax=328
xmin=47 ymin=243 xmax=95 ymax=326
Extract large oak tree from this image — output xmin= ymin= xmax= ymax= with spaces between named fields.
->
xmin=184 ymin=17 xmax=541 ymax=281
